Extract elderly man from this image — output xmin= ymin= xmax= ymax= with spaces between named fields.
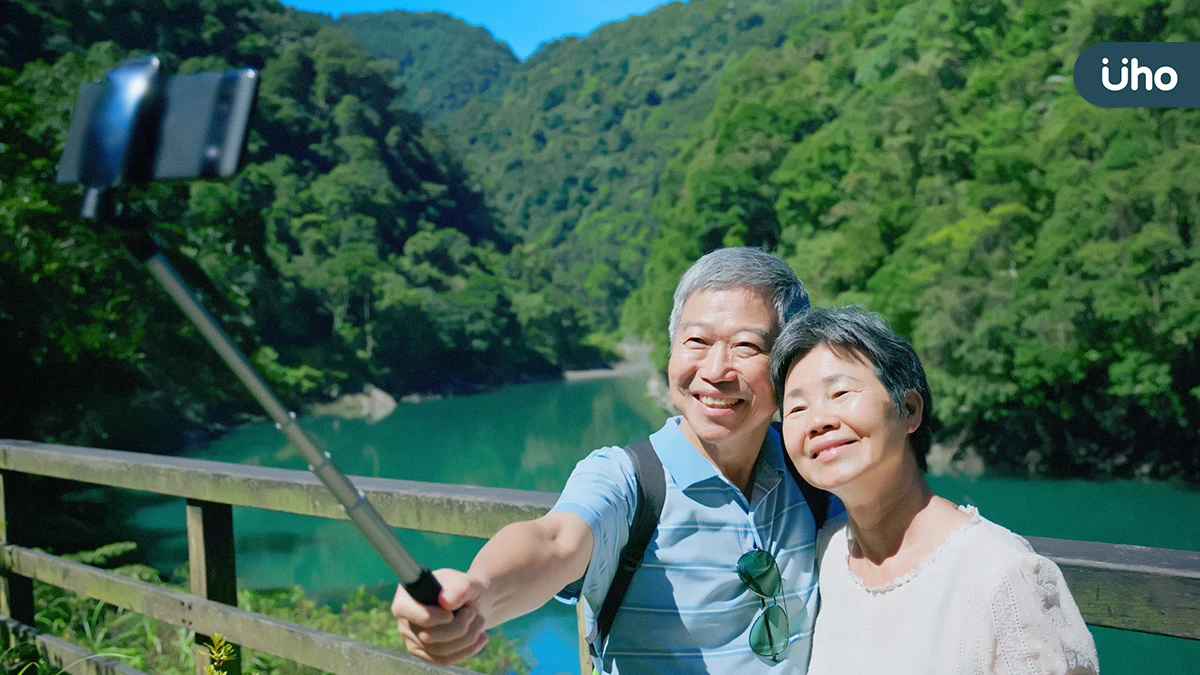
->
xmin=392 ymin=247 xmax=824 ymax=674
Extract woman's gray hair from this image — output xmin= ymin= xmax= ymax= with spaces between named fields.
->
xmin=668 ymin=247 xmax=810 ymax=344
xmin=769 ymin=306 xmax=936 ymax=472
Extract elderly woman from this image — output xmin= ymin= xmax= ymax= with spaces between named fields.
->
xmin=769 ymin=307 xmax=1098 ymax=674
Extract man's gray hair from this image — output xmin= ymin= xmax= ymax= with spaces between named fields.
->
xmin=668 ymin=247 xmax=810 ymax=345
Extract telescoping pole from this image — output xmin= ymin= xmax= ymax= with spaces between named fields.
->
xmin=59 ymin=53 xmax=441 ymax=607
xmin=141 ymin=247 xmax=443 ymax=606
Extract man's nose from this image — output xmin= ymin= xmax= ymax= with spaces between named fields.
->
xmin=699 ymin=346 xmax=735 ymax=381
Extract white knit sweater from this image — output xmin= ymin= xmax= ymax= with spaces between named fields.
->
xmin=807 ymin=507 xmax=1099 ymax=675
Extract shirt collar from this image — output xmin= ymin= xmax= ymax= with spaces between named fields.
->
xmin=650 ymin=417 xmax=785 ymax=490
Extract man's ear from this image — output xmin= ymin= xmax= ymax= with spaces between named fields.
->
xmin=902 ymin=389 xmax=923 ymax=434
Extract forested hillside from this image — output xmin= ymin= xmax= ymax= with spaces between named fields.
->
xmin=331 ymin=11 xmax=518 ymax=122
xmin=0 ymin=0 xmax=601 ymax=453
xmin=3 ymin=0 xmax=1197 ymax=481
xmin=337 ymin=0 xmax=1199 ymax=479
xmin=623 ymin=0 xmax=1200 ymax=479
xmin=431 ymin=0 xmax=835 ymax=328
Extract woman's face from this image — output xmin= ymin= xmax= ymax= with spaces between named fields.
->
xmin=779 ymin=345 xmax=921 ymax=496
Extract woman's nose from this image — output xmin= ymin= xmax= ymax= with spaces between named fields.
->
xmin=807 ymin=412 xmax=839 ymax=437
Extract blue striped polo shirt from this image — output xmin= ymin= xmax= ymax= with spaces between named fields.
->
xmin=551 ymin=417 xmax=819 ymax=675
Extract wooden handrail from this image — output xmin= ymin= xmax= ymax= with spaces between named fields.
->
xmin=0 ymin=438 xmax=1196 ymax=675
xmin=0 ymin=440 xmax=555 ymax=539
xmin=0 ymin=544 xmax=473 ymax=675
xmin=0 ymin=439 xmax=554 ymax=674
xmin=1028 ymin=536 xmax=1200 ymax=639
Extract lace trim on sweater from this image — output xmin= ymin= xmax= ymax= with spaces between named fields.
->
xmin=844 ymin=505 xmax=982 ymax=595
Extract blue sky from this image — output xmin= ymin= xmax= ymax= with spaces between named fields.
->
xmin=281 ymin=0 xmax=680 ymax=60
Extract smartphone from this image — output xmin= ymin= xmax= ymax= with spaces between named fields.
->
xmin=58 ymin=67 xmax=258 ymax=184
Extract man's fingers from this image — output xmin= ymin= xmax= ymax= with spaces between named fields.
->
xmin=391 ymin=569 xmax=487 ymax=666
xmin=424 ymin=631 xmax=490 ymax=666
xmin=434 ymin=570 xmax=480 ymax=613
xmin=395 ymin=620 xmax=417 ymax=644
xmin=417 ymin=606 xmax=482 ymax=644
xmin=392 ymin=580 xmax=454 ymax=627
xmin=403 ymin=611 xmax=487 ymax=664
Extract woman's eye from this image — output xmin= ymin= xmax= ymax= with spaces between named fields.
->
xmin=833 ymin=390 xmax=849 ymax=399
xmin=787 ymin=405 xmax=807 ymax=415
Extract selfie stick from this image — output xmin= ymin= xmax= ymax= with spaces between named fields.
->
xmin=66 ymin=56 xmax=443 ymax=606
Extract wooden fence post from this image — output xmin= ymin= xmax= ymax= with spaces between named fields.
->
xmin=187 ymin=499 xmax=240 ymax=675
xmin=0 ymin=471 xmax=35 ymax=626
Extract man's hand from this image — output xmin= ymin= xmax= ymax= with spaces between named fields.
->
xmin=392 ymin=569 xmax=490 ymax=665
xmin=390 ymin=512 xmax=593 ymax=665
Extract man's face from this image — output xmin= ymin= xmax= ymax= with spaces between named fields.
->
xmin=668 ymin=287 xmax=778 ymax=454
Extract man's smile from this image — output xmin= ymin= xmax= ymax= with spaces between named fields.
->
xmin=695 ymin=393 xmax=742 ymax=409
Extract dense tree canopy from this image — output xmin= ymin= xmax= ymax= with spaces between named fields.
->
xmin=0 ymin=0 xmax=600 ymax=452
xmin=624 ymin=0 xmax=1200 ymax=479
xmin=330 ymin=10 xmax=518 ymax=122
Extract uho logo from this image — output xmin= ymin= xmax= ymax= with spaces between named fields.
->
xmin=1101 ymin=57 xmax=1178 ymax=92
xmin=1075 ymin=43 xmax=1199 ymax=108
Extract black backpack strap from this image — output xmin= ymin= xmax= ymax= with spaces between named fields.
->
xmin=592 ymin=439 xmax=666 ymax=654
xmin=773 ymin=421 xmax=831 ymax=529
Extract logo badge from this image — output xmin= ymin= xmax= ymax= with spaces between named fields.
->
xmin=1075 ymin=43 xmax=1199 ymax=108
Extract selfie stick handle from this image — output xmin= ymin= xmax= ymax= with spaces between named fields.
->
xmin=136 ymin=244 xmax=442 ymax=606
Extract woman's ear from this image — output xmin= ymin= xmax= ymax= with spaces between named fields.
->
xmin=902 ymin=389 xmax=923 ymax=434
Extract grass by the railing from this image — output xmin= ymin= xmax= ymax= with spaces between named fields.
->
xmin=0 ymin=642 xmax=137 ymax=675
xmin=9 ymin=543 xmax=529 ymax=675
xmin=204 ymin=634 xmax=247 ymax=675
xmin=1 ymin=642 xmax=79 ymax=675
xmin=1 ymin=632 xmax=257 ymax=675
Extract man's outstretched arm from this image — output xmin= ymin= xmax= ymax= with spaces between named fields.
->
xmin=391 ymin=511 xmax=593 ymax=665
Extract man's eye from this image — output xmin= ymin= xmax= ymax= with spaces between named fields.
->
xmin=684 ymin=337 xmax=707 ymax=347
xmin=735 ymin=342 xmax=763 ymax=354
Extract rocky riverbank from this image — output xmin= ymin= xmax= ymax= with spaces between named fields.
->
xmin=308 ymin=384 xmax=397 ymax=424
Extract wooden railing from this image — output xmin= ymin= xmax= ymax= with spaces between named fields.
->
xmin=0 ymin=439 xmax=1196 ymax=675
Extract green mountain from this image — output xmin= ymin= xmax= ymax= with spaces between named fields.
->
xmin=5 ymin=0 xmax=1197 ymax=481
xmin=625 ymin=0 xmax=1200 ymax=479
xmin=0 ymin=0 xmax=599 ymax=454
xmin=337 ymin=1 xmax=829 ymax=329
xmin=441 ymin=0 xmax=831 ymax=329
xmin=331 ymin=10 xmax=518 ymax=122
xmin=332 ymin=0 xmax=1200 ymax=480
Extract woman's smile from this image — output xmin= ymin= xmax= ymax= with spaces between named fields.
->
xmin=808 ymin=437 xmax=856 ymax=461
